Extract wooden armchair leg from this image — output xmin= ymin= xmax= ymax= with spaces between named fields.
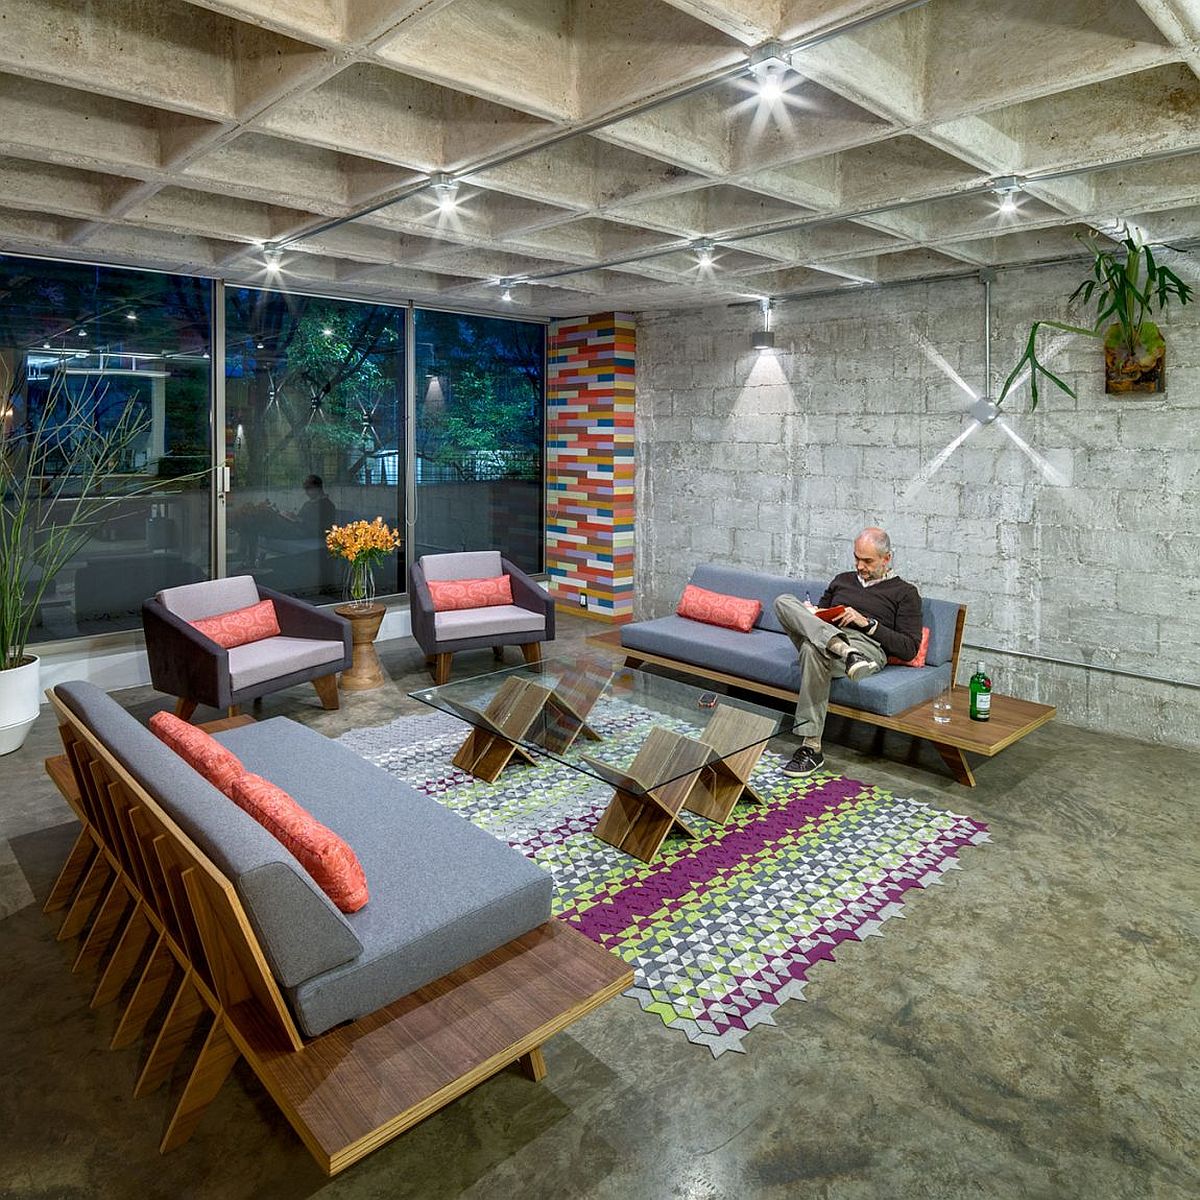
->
xmin=520 ymin=643 xmax=543 ymax=667
xmin=312 ymin=674 xmax=340 ymax=710
xmin=493 ymin=646 xmax=505 ymax=662
xmin=174 ymin=698 xmax=198 ymax=723
xmin=433 ymin=653 xmax=453 ymax=686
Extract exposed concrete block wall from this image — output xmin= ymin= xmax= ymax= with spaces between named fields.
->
xmin=634 ymin=261 xmax=1200 ymax=749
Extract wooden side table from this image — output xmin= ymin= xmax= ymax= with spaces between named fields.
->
xmin=335 ymin=602 xmax=387 ymax=691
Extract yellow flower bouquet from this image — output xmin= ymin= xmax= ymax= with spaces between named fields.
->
xmin=325 ymin=517 xmax=402 ymax=607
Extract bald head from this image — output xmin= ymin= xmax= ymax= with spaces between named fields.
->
xmin=853 ymin=528 xmax=893 ymax=582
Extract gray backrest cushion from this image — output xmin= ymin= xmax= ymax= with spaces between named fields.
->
xmin=689 ymin=563 xmax=828 ymax=634
xmin=420 ymin=551 xmax=503 ymax=581
xmin=157 ymin=575 xmax=260 ymax=621
xmin=55 ymin=681 xmax=361 ymax=988
xmin=921 ymin=596 xmax=961 ymax=667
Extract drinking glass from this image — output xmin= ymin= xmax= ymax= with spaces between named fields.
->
xmin=932 ymin=691 xmax=952 ymax=724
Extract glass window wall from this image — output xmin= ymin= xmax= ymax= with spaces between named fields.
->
xmin=1 ymin=259 xmax=213 ymax=639
xmin=224 ymin=289 xmax=406 ymax=603
xmin=413 ymin=309 xmax=544 ymax=573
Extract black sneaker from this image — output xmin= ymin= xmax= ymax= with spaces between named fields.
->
xmin=782 ymin=746 xmax=825 ymax=776
xmin=844 ymin=651 xmax=878 ymax=681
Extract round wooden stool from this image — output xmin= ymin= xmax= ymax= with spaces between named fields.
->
xmin=334 ymin=602 xmax=387 ymax=691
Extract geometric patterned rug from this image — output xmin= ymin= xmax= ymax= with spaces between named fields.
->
xmin=338 ymin=704 xmax=990 ymax=1057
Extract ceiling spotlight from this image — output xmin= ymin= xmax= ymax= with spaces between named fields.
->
xmin=970 ymin=396 xmax=1000 ymax=425
xmin=42 ymin=342 xmax=51 ymax=350
xmin=748 ymin=40 xmax=791 ymax=101
xmin=992 ymin=175 xmax=1022 ymax=214
xmin=430 ymin=173 xmax=459 ymax=213
xmin=497 ymin=277 xmax=519 ymax=302
xmin=77 ymin=328 xmax=87 ymax=337
xmin=264 ymin=245 xmax=283 ymax=273
xmin=322 ymin=327 xmax=334 ymax=337
xmin=694 ymin=239 xmax=716 ymax=269
xmin=126 ymin=311 xmax=137 ymax=321
xmin=256 ymin=340 xmax=264 ymax=350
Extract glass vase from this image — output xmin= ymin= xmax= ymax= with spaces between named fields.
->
xmin=344 ymin=559 xmax=376 ymax=609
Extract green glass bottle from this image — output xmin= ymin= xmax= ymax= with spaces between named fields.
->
xmin=969 ymin=661 xmax=992 ymax=721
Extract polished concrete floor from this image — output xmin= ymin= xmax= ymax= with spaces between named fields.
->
xmin=1 ymin=614 xmax=1197 ymax=1200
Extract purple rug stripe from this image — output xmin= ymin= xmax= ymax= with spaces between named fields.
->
xmin=561 ymin=776 xmax=866 ymax=940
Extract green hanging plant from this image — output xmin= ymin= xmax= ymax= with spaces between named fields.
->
xmin=999 ymin=230 xmax=1193 ymax=409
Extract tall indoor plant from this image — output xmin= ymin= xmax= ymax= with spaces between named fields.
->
xmin=0 ymin=360 xmax=177 ymax=754
xmin=999 ymin=229 xmax=1193 ymax=408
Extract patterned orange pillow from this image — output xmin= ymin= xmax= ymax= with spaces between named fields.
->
xmin=676 ymin=583 xmax=762 ymax=633
xmin=189 ymin=598 xmax=280 ymax=649
xmin=149 ymin=711 xmax=245 ymax=794
xmin=887 ymin=625 xmax=931 ymax=668
xmin=229 ymin=772 xmax=369 ymax=913
xmin=427 ymin=575 xmax=513 ymax=612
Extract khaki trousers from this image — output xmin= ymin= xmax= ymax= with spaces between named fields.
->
xmin=773 ymin=594 xmax=887 ymax=749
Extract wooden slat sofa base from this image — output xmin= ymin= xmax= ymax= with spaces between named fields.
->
xmin=42 ymin=698 xmax=633 ymax=1175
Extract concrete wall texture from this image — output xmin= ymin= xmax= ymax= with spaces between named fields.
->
xmin=633 ymin=260 xmax=1200 ymax=749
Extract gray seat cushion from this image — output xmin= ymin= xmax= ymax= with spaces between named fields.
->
xmin=434 ymin=605 xmax=545 ymax=641
xmin=689 ymin=564 xmax=828 ymax=635
xmin=829 ymin=663 xmax=951 ymax=716
xmin=420 ymin=550 xmax=504 ymax=582
xmin=214 ymin=718 xmax=554 ymax=1038
xmin=54 ymin=682 xmax=362 ymax=989
xmin=623 ymin=615 xmax=801 ymax=690
xmin=227 ymin=635 xmax=345 ymax=692
xmin=157 ymin=575 xmax=260 ymax=621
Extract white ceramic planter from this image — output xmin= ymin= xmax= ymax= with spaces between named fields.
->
xmin=0 ymin=655 xmax=40 ymax=756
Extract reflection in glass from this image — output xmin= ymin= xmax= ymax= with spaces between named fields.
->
xmin=224 ymin=289 xmax=406 ymax=602
xmin=1 ymin=258 xmax=213 ymax=640
xmin=413 ymin=310 xmax=544 ymax=572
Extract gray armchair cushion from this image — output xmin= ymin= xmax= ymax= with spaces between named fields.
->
xmin=227 ymin=636 xmax=346 ymax=693
xmin=433 ymin=605 xmax=545 ymax=641
xmin=157 ymin=575 xmax=260 ymax=621
xmin=420 ymin=551 xmax=504 ymax=581
xmin=214 ymin=718 xmax=554 ymax=1038
xmin=54 ymin=682 xmax=362 ymax=988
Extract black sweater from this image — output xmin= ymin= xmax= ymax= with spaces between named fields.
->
xmin=819 ymin=572 xmax=923 ymax=662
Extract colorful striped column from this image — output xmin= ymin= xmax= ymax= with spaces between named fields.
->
xmin=546 ymin=312 xmax=635 ymax=623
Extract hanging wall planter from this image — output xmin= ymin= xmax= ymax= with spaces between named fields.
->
xmin=999 ymin=229 xmax=1192 ymax=409
xmin=1104 ymin=320 xmax=1165 ymax=393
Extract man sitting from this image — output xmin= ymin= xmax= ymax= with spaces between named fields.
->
xmin=775 ymin=527 xmax=922 ymax=777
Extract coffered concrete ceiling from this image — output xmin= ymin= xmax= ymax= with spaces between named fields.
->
xmin=0 ymin=0 xmax=1197 ymax=317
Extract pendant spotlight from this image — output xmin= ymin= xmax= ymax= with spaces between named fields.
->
xmin=752 ymin=297 xmax=776 ymax=352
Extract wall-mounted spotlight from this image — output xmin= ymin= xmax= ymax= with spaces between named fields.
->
xmin=748 ymin=40 xmax=792 ymax=102
xmin=693 ymin=239 xmax=716 ymax=269
xmin=752 ymin=297 xmax=776 ymax=352
xmin=430 ymin=173 xmax=460 ymax=213
xmin=992 ymin=175 xmax=1023 ymax=215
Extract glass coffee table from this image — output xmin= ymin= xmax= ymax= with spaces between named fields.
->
xmin=410 ymin=652 xmax=798 ymax=863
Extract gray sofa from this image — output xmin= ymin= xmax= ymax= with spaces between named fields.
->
xmin=621 ymin=563 xmax=962 ymax=717
xmin=55 ymin=680 xmax=553 ymax=1038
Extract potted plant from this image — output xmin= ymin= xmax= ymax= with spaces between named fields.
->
xmin=999 ymin=229 xmax=1193 ymax=408
xmin=1 ymin=361 xmax=178 ymax=754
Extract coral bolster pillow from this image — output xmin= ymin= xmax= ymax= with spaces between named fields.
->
xmin=676 ymin=584 xmax=762 ymax=633
xmin=229 ymin=773 xmax=369 ymax=913
xmin=149 ymin=711 xmax=246 ymax=794
xmin=189 ymin=598 xmax=280 ymax=649
xmin=887 ymin=626 xmax=931 ymax=668
xmin=427 ymin=575 xmax=513 ymax=612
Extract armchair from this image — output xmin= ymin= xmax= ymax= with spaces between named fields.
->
xmin=409 ymin=551 xmax=554 ymax=684
xmin=142 ymin=575 xmax=352 ymax=721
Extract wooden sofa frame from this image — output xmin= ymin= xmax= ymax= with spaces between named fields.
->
xmin=42 ymin=694 xmax=632 ymax=1175
xmin=606 ymin=607 xmax=1054 ymax=787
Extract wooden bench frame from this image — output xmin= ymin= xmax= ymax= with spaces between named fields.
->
xmin=42 ymin=694 xmax=632 ymax=1174
xmin=593 ymin=609 xmax=1055 ymax=786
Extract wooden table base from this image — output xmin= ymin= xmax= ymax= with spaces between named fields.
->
xmin=335 ymin=602 xmax=386 ymax=691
